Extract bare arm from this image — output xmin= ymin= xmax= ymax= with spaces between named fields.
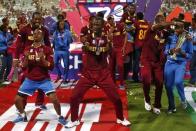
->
xmin=152 ymin=22 xmax=173 ymax=31
xmin=21 ymin=51 xmax=29 ymax=68
xmin=122 ymin=34 xmax=128 ymax=56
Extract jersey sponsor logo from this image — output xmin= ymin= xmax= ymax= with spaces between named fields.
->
xmin=28 ymin=36 xmax=34 ymax=41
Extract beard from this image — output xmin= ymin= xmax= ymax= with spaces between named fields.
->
xmin=94 ymin=29 xmax=102 ymax=37
xmin=32 ymin=23 xmax=41 ymax=30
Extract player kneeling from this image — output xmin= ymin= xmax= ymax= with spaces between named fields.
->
xmin=13 ymin=29 xmax=66 ymax=125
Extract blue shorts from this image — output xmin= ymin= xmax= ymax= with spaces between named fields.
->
xmin=18 ymin=78 xmax=55 ymax=96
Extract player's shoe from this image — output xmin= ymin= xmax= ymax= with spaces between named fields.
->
xmin=144 ymin=100 xmax=151 ymax=111
xmin=117 ymin=118 xmax=131 ymax=126
xmin=153 ymin=108 xmax=161 ymax=115
xmin=36 ymin=105 xmax=47 ymax=110
xmin=167 ymin=108 xmax=177 ymax=114
xmin=58 ymin=116 xmax=67 ymax=125
xmin=65 ymin=120 xmax=80 ymax=128
xmin=181 ymin=101 xmax=187 ymax=109
xmin=119 ymin=84 xmax=125 ymax=90
xmin=13 ymin=114 xmax=27 ymax=123
xmin=2 ymin=78 xmax=11 ymax=85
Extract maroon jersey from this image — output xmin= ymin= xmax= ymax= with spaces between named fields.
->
xmin=140 ymin=27 xmax=165 ymax=64
xmin=112 ymin=23 xmax=126 ymax=48
xmin=80 ymin=25 xmax=92 ymax=38
xmin=134 ymin=20 xmax=149 ymax=48
xmin=120 ymin=12 xmax=135 ymax=24
xmin=15 ymin=24 xmax=51 ymax=59
xmin=80 ymin=25 xmax=92 ymax=44
xmin=83 ymin=32 xmax=110 ymax=71
xmin=23 ymin=45 xmax=54 ymax=81
xmin=105 ymin=23 xmax=125 ymax=48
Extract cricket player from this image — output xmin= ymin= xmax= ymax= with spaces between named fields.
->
xmin=65 ymin=16 xmax=131 ymax=128
xmin=106 ymin=15 xmax=126 ymax=89
xmin=164 ymin=24 xmax=193 ymax=113
xmin=53 ymin=21 xmax=73 ymax=84
xmin=13 ymin=29 xmax=66 ymax=125
xmin=14 ymin=12 xmax=51 ymax=110
xmin=140 ymin=14 xmax=173 ymax=114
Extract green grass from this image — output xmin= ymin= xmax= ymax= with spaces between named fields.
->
xmin=126 ymin=81 xmax=196 ymax=131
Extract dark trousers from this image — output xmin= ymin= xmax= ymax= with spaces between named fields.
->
xmin=190 ymin=51 xmax=196 ymax=84
xmin=140 ymin=62 xmax=163 ymax=108
xmin=70 ymin=69 xmax=124 ymax=121
xmin=132 ymin=48 xmax=142 ymax=81
xmin=0 ymin=54 xmax=12 ymax=80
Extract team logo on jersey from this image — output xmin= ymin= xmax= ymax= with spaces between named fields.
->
xmin=92 ymin=39 xmax=96 ymax=45
xmin=28 ymin=36 xmax=34 ymax=40
xmin=30 ymin=49 xmax=34 ymax=53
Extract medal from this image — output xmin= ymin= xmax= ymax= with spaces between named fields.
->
xmin=95 ymin=38 xmax=101 ymax=55
xmin=96 ymin=49 xmax=100 ymax=55
xmin=30 ymin=49 xmax=33 ymax=52
xmin=35 ymin=51 xmax=40 ymax=61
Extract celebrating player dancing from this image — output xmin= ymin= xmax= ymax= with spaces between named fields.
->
xmin=140 ymin=14 xmax=173 ymax=114
xmin=164 ymin=22 xmax=193 ymax=113
xmin=64 ymin=16 xmax=131 ymax=128
xmin=13 ymin=29 xmax=66 ymax=125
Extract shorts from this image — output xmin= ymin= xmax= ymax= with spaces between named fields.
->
xmin=18 ymin=78 xmax=55 ymax=96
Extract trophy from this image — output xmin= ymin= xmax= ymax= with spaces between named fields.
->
xmin=170 ymin=32 xmax=187 ymax=60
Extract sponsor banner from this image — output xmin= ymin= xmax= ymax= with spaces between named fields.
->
xmin=51 ymin=43 xmax=83 ymax=80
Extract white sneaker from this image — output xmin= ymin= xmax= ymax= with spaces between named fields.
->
xmin=144 ymin=100 xmax=151 ymax=111
xmin=65 ymin=120 xmax=80 ymax=128
xmin=181 ymin=101 xmax=187 ymax=109
xmin=117 ymin=118 xmax=131 ymax=126
xmin=2 ymin=80 xmax=11 ymax=85
xmin=119 ymin=85 xmax=125 ymax=90
xmin=153 ymin=108 xmax=161 ymax=115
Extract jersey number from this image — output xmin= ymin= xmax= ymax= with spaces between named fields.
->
xmin=138 ymin=30 xmax=147 ymax=40
xmin=28 ymin=55 xmax=35 ymax=60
